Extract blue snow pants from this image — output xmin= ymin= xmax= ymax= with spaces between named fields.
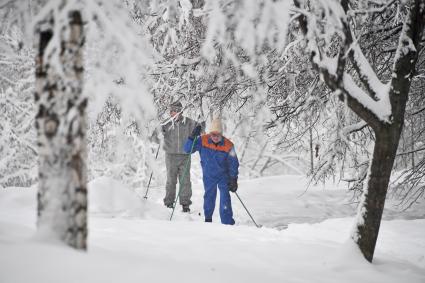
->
xmin=203 ymin=175 xmax=235 ymax=225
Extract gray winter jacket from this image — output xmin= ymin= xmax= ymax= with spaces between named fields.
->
xmin=161 ymin=116 xmax=198 ymax=154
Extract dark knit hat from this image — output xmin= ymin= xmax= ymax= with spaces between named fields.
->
xmin=170 ymin=101 xmax=183 ymax=112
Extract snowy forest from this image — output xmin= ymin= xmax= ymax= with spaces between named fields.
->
xmin=1 ymin=0 xmax=425 ymax=282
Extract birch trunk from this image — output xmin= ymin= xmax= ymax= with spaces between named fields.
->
xmin=35 ymin=10 xmax=87 ymax=250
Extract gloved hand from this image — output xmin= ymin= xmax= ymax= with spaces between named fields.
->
xmin=189 ymin=124 xmax=202 ymax=140
xmin=228 ymin=177 xmax=238 ymax=193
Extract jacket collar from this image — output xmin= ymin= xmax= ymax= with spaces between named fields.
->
xmin=207 ymin=135 xmax=224 ymax=146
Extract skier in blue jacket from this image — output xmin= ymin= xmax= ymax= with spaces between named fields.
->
xmin=184 ymin=118 xmax=239 ymax=225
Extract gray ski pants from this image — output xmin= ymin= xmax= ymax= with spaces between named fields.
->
xmin=164 ymin=153 xmax=192 ymax=206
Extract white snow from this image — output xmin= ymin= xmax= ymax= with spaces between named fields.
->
xmin=351 ymin=43 xmax=387 ymax=100
xmin=1 ymin=175 xmax=424 ymax=283
xmin=343 ymin=73 xmax=392 ymax=122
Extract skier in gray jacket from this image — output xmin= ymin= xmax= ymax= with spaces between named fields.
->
xmin=156 ymin=101 xmax=201 ymax=212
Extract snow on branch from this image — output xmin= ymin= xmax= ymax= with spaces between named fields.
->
xmin=262 ymin=153 xmax=306 ymax=175
xmin=33 ymin=0 xmax=158 ymax=128
xmin=294 ymin=0 xmax=395 ymax=125
xmin=343 ymin=73 xmax=391 ymax=122
xmin=84 ymin=0 xmax=157 ymax=125
xmin=342 ymin=121 xmax=368 ymax=136
xmin=202 ymin=0 xmax=290 ymax=64
xmin=349 ymin=40 xmax=387 ymax=100
xmin=392 ymin=21 xmax=418 ymax=82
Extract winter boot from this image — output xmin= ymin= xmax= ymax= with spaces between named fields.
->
xmin=166 ymin=203 xmax=174 ymax=209
xmin=182 ymin=205 xmax=190 ymax=213
xmin=205 ymin=218 xmax=212 ymax=223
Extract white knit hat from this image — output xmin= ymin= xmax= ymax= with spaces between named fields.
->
xmin=209 ymin=118 xmax=223 ymax=134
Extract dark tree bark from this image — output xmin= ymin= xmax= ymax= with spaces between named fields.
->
xmin=357 ymin=126 xmax=401 ymax=260
xmin=35 ymin=9 xmax=87 ymax=250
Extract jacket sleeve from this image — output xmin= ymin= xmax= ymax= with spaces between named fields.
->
xmin=188 ymin=118 xmax=205 ymax=133
xmin=190 ymin=118 xmax=198 ymax=130
xmin=150 ymin=123 xmax=166 ymax=144
xmin=227 ymin=146 xmax=239 ymax=178
xmin=200 ymin=120 xmax=206 ymax=134
xmin=184 ymin=136 xmax=201 ymax=154
xmin=149 ymin=128 xmax=160 ymax=144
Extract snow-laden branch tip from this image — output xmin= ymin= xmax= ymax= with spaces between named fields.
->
xmin=342 ymin=121 xmax=368 ymax=135
xmin=262 ymin=153 xmax=306 ymax=175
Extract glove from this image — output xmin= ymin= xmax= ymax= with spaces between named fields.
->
xmin=189 ymin=124 xmax=202 ymax=140
xmin=228 ymin=177 xmax=238 ymax=193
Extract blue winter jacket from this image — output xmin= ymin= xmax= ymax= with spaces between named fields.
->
xmin=184 ymin=134 xmax=239 ymax=179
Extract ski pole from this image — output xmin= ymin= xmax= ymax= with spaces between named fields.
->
xmin=170 ymin=135 xmax=198 ymax=221
xmin=143 ymin=144 xmax=161 ymax=199
xmin=235 ymin=191 xmax=261 ymax=228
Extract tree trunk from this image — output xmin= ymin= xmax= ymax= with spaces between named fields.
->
xmin=411 ymin=121 xmax=415 ymax=168
xmin=35 ymin=10 xmax=87 ymax=250
xmin=309 ymin=124 xmax=314 ymax=174
xmin=352 ymin=125 xmax=402 ymax=261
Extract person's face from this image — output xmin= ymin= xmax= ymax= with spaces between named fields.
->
xmin=170 ymin=109 xmax=180 ymax=118
xmin=210 ymin=132 xmax=222 ymax=143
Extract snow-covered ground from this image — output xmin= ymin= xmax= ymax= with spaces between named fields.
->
xmin=1 ymin=175 xmax=424 ymax=283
